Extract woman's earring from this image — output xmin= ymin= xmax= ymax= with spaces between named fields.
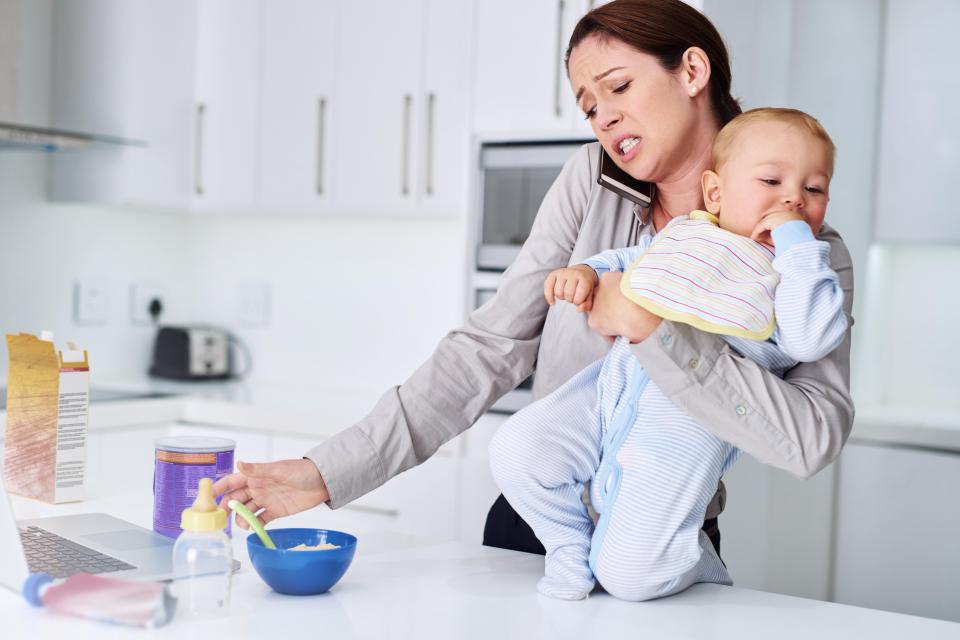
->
xmin=689 ymin=85 xmax=698 ymax=96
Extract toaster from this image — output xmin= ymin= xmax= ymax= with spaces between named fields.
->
xmin=149 ymin=326 xmax=233 ymax=380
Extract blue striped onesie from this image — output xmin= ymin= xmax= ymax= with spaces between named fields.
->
xmin=489 ymin=219 xmax=848 ymax=601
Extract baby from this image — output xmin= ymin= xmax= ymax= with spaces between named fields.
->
xmin=489 ymin=108 xmax=848 ymax=601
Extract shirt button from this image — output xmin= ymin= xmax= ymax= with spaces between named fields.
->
xmin=687 ymin=358 xmax=699 ymax=369
xmin=660 ymin=334 xmax=673 ymax=347
xmin=735 ymin=404 xmax=747 ymax=416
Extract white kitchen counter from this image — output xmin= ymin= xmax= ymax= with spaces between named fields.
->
xmin=3 ymin=489 xmax=959 ymax=639
xmin=851 ymin=405 xmax=960 ymax=452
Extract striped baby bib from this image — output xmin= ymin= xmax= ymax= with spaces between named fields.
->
xmin=620 ymin=210 xmax=778 ymax=341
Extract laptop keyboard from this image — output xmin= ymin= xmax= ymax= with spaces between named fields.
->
xmin=19 ymin=526 xmax=136 ymax=578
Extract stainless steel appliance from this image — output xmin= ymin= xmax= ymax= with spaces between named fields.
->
xmin=149 ymin=326 xmax=249 ymax=381
xmin=470 ymin=137 xmax=593 ymax=412
xmin=475 ymin=139 xmax=592 ymax=270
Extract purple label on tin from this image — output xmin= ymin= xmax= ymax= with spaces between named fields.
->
xmin=153 ymin=447 xmax=234 ymax=539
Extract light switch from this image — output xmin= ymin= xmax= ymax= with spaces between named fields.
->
xmin=237 ymin=281 xmax=270 ymax=327
xmin=73 ymin=280 xmax=109 ymax=325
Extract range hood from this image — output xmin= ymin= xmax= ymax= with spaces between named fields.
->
xmin=0 ymin=121 xmax=143 ymax=152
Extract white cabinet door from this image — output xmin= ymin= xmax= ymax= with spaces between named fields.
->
xmin=332 ymin=0 xmax=424 ymax=215
xmin=456 ymin=412 xmax=508 ymax=544
xmin=192 ymin=0 xmax=262 ymax=211
xmin=49 ymin=0 xmax=261 ymax=212
xmin=258 ymin=0 xmax=339 ymax=212
xmin=719 ymin=455 xmax=836 ymax=600
xmin=86 ymin=424 xmax=170 ymax=497
xmin=272 ymin=432 xmax=459 ymax=541
xmin=833 ymin=442 xmax=960 ymax=622
xmin=417 ymin=0 xmax=472 ymax=215
xmin=472 ymin=0 xmax=589 ymax=134
xmin=49 ymin=0 xmax=198 ymax=209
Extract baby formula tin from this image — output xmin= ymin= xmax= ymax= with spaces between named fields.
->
xmin=153 ymin=436 xmax=235 ymax=539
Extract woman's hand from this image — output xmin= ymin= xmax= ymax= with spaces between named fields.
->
xmin=212 ymin=459 xmax=330 ymax=529
xmin=587 ymin=272 xmax=663 ymax=343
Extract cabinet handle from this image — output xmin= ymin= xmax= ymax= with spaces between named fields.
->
xmin=425 ymin=92 xmax=435 ymax=196
xmin=343 ymin=504 xmax=400 ymax=518
xmin=316 ymin=97 xmax=327 ymax=195
xmin=554 ymin=0 xmax=565 ymax=118
xmin=402 ymin=94 xmax=412 ymax=196
xmin=194 ymin=102 xmax=205 ymax=196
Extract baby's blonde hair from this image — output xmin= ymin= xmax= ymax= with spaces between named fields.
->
xmin=712 ymin=107 xmax=836 ymax=177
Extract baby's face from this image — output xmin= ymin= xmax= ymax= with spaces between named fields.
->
xmin=707 ymin=121 xmax=832 ymax=239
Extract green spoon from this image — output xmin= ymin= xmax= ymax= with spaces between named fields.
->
xmin=228 ymin=499 xmax=277 ymax=549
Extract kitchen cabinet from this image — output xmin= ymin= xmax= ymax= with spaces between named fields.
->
xmin=331 ymin=1 xmax=425 ymax=215
xmin=418 ymin=0 xmax=474 ymax=215
xmin=86 ymin=423 xmax=169 ymax=497
xmin=833 ymin=441 xmax=960 ymax=622
xmin=719 ymin=454 xmax=835 ymax=600
xmin=257 ymin=0 xmax=340 ymax=212
xmin=50 ymin=0 xmax=470 ymax=217
xmin=330 ymin=0 xmax=470 ymax=216
xmin=191 ymin=0 xmax=262 ymax=212
xmin=272 ymin=432 xmax=459 ymax=541
xmin=472 ymin=0 xmax=594 ymax=136
xmin=873 ymin=0 xmax=960 ymax=242
xmin=456 ymin=412 xmax=508 ymax=544
xmin=49 ymin=0 xmax=261 ymax=212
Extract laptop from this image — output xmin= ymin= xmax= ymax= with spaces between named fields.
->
xmin=0 ymin=471 xmax=176 ymax=592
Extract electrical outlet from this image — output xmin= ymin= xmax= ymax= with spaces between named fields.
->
xmin=237 ymin=281 xmax=270 ymax=327
xmin=130 ymin=282 xmax=165 ymax=325
xmin=73 ymin=279 xmax=109 ymax=325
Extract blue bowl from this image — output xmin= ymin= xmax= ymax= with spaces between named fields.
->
xmin=246 ymin=528 xmax=357 ymax=596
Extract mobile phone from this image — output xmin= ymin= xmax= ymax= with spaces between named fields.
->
xmin=596 ymin=148 xmax=655 ymax=208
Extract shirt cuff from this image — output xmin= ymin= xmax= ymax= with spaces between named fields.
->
xmin=771 ymin=220 xmax=816 ymax=252
xmin=582 ymin=258 xmax=610 ymax=277
xmin=304 ymin=427 xmax=384 ymax=510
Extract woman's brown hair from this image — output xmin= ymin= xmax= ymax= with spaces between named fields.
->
xmin=566 ymin=0 xmax=741 ymax=127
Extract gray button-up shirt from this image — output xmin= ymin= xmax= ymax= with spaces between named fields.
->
xmin=307 ymin=142 xmax=855 ymax=520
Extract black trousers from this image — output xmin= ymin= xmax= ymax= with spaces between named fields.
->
xmin=482 ymin=493 xmax=722 ymax=560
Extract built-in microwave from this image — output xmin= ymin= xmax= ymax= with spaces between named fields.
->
xmin=470 ymin=137 xmax=593 ymax=412
xmin=475 ymin=139 xmax=594 ymax=271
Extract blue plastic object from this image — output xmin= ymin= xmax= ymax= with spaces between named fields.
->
xmin=23 ymin=572 xmax=54 ymax=607
xmin=246 ymin=528 xmax=357 ymax=596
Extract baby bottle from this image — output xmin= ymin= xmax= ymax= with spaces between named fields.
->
xmin=172 ymin=477 xmax=233 ymax=619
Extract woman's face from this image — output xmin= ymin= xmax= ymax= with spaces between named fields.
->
xmin=568 ymin=35 xmax=708 ymax=183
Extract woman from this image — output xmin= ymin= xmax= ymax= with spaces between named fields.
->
xmin=213 ymin=0 xmax=854 ymax=560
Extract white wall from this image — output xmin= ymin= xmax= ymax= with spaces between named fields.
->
xmin=185 ymin=213 xmax=464 ymax=391
xmin=0 ymin=154 xmax=194 ymax=384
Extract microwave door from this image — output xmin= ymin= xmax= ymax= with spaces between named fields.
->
xmin=477 ymin=142 xmax=586 ymax=270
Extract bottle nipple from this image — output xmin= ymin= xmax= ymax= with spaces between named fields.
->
xmin=192 ymin=478 xmax=217 ymax=512
xmin=180 ymin=477 xmax=227 ymax=532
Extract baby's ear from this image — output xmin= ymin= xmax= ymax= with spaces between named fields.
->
xmin=701 ymin=170 xmax=722 ymax=215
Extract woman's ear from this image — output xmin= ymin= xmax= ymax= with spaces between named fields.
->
xmin=701 ymin=170 xmax=722 ymax=215
xmin=681 ymin=47 xmax=711 ymax=96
